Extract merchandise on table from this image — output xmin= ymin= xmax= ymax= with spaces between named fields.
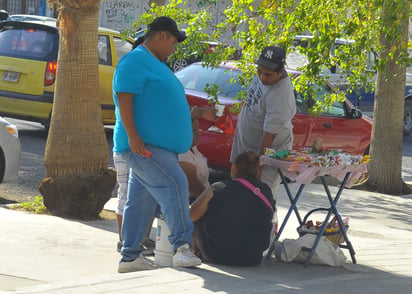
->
xmin=264 ymin=147 xmax=370 ymax=168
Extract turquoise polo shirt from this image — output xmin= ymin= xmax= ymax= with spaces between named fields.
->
xmin=112 ymin=46 xmax=192 ymax=154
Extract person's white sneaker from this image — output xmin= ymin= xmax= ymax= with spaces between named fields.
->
xmin=172 ymin=244 xmax=202 ymax=267
xmin=118 ymin=256 xmax=158 ymax=273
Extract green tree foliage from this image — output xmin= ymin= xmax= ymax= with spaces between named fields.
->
xmin=127 ymin=0 xmax=411 ymax=194
xmin=125 ymin=0 xmax=409 ymax=110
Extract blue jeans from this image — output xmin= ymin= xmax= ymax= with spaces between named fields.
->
xmin=120 ymin=145 xmax=194 ymax=261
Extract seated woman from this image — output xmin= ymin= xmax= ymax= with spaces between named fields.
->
xmin=190 ymin=151 xmax=275 ymax=266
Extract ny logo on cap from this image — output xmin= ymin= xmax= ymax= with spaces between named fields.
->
xmin=264 ymin=50 xmax=274 ymax=59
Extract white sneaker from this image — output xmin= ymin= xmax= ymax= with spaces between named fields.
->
xmin=118 ymin=256 xmax=158 ymax=273
xmin=172 ymin=244 xmax=202 ymax=267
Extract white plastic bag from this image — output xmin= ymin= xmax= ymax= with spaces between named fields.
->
xmin=274 ymin=234 xmax=347 ymax=267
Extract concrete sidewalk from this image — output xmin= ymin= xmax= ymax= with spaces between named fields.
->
xmin=1 ymin=182 xmax=412 ymax=294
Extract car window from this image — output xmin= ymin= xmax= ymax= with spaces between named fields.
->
xmin=365 ymin=50 xmax=377 ymax=72
xmin=291 ymin=36 xmax=377 ymax=75
xmin=113 ymin=36 xmax=133 ymax=63
xmin=312 ymin=84 xmax=346 ymax=116
xmin=295 ymin=90 xmax=308 ymax=113
xmin=10 ymin=15 xmax=57 ymax=22
xmin=175 ymin=64 xmax=247 ymax=99
xmin=332 ymin=40 xmax=376 ymax=74
xmin=0 ymin=27 xmax=58 ymax=60
xmin=98 ymin=35 xmax=111 ymax=65
xmin=9 ymin=16 xmax=24 ymax=21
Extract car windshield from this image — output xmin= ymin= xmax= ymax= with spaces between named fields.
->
xmin=0 ymin=26 xmax=58 ymax=60
xmin=175 ymin=63 xmax=248 ymax=99
xmin=295 ymin=82 xmax=346 ymax=116
xmin=10 ymin=15 xmax=57 ymax=22
xmin=113 ymin=36 xmax=133 ymax=63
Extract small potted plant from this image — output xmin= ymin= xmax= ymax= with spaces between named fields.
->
xmin=204 ymin=83 xmax=225 ymax=116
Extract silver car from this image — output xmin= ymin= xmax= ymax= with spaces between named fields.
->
xmin=9 ymin=14 xmax=57 ymax=22
xmin=0 ymin=117 xmax=21 ymax=183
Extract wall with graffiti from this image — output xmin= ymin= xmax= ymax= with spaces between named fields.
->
xmin=98 ymin=0 xmax=237 ymax=34
xmin=99 ymin=0 xmax=151 ymax=32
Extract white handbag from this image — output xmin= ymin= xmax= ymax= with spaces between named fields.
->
xmin=274 ymin=234 xmax=347 ymax=267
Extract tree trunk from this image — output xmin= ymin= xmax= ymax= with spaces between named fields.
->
xmin=365 ymin=0 xmax=411 ymax=195
xmin=39 ymin=0 xmax=116 ymax=219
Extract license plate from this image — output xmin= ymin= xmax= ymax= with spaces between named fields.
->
xmin=1 ymin=71 xmax=20 ymax=83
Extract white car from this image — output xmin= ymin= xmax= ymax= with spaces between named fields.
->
xmin=10 ymin=14 xmax=57 ymax=22
xmin=0 ymin=117 xmax=21 ymax=183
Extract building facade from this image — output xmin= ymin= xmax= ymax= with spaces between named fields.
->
xmin=0 ymin=0 xmax=55 ymax=17
xmin=2 ymin=0 xmax=411 ymax=43
xmin=0 ymin=0 xmax=229 ymax=32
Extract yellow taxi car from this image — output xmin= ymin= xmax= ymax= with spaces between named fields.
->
xmin=0 ymin=20 xmax=134 ymax=129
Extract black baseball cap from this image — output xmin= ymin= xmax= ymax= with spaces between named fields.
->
xmin=255 ymin=46 xmax=286 ymax=71
xmin=147 ymin=16 xmax=186 ymax=43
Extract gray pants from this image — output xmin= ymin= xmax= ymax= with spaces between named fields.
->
xmin=261 ymin=164 xmax=281 ymax=236
xmin=261 ymin=165 xmax=281 ymax=201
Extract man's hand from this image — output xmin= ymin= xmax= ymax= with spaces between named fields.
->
xmin=259 ymin=132 xmax=276 ymax=156
xmin=129 ymin=134 xmax=146 ymax=156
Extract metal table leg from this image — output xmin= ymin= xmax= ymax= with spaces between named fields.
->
xmin=265 ymin=169 xmax=305 ymax=260
xmin=303 ymin=172 xmax=356 ymax=266
xmin=320 ymin=174 xmax=356 ymax=264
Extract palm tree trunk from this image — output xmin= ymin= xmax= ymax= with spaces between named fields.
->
xmin=39 ymin=0 xmax=116 ymax=219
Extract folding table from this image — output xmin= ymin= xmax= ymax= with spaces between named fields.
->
xmin=261 ymin=156 xmax=368 ymax=267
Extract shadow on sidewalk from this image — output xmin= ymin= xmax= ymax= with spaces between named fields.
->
xmin=169 ymin=259 xmax=412 ymax=294
xmin=276 ymin=183 xmax=412 ymax=234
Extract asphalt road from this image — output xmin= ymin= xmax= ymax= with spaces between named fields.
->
xmin=1 ymin=118 xmax=412 ymax=204
xmin=0 ymin=119 xmax=115 ymax=204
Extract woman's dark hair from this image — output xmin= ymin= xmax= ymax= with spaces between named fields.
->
xmin=234 ymin=151 xmax=260 ymax=181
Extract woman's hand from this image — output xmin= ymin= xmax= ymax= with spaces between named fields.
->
xmin=189 ymin=187 xmax=214 ymax=222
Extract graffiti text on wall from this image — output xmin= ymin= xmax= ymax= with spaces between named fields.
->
xmin=104 ymin=0 xmax=140 ymax=31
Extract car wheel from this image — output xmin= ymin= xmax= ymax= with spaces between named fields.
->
xmin=0 ymin=150 xmax=5 ymax=183
xmin=404 ymin=99 xmax=412 ymax=136
xmin=172 ymin=58 xmax=189 ymax=72
xmin=41 ymin=114 xmax=51 ymax=133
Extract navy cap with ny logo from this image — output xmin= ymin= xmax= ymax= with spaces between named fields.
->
xmin=255 ymin=46 xmax=286 ymax=71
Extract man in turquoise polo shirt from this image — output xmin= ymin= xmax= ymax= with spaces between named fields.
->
xmin=113 ymin=16 xmax=201 ymax=273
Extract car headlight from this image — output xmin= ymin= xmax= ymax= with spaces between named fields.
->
xmin=5 ymin=124 xmax=18 ymax=138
